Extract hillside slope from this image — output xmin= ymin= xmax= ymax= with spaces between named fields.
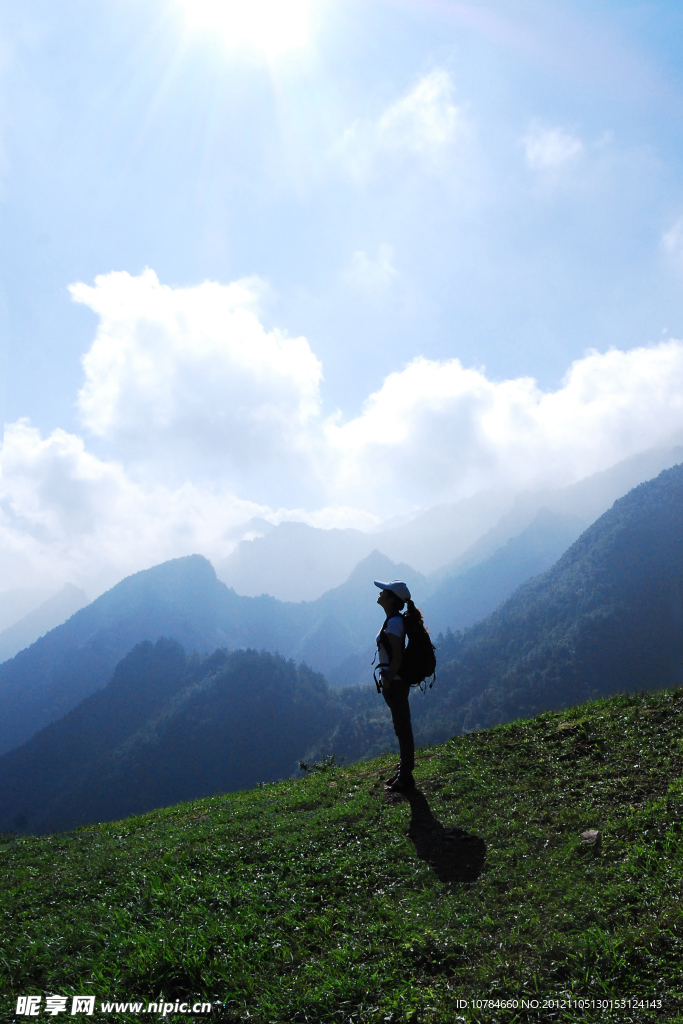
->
xmin=0 ymin=583 xmax=88 ymax=663
xmin=0 ymin=550 xmax=418 ymax=755
xmin=420 ymin=508 xmax=586 ymax=635
xmin=1 ymin=687 xmax=681 ymax=1023
xmin=0 ymin=642 xmax=335 ymax=836
xmin=415 ymin=462 xmax=683 ymax=743
xmin=432 ymin=441 xmax=683 ymax=581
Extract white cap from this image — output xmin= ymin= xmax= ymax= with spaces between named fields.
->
xmin=374 ymin=580 xmax=411 ymax=601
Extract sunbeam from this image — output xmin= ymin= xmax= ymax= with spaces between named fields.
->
xmin=178 ymin=0 xmax=313 ymax=56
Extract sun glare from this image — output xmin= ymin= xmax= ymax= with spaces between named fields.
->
xmin=180 ymin=0 xmax=312 ymax=56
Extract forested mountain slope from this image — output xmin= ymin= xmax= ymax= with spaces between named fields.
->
xmin=420 ymin=508 xmax=586 ymax=635
xmin=0 ymin=549 xmax=418 ymax=755
xmin=0 ymin=555 xmax=232 ymax=755
xmin=0 ymin=640 xmax=335 ymax=835
xmin=385 ymin=462 xmax=683 ymax=753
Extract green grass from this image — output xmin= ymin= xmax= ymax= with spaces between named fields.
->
xmin=2 ymin=686 xmax=683 ymax=1023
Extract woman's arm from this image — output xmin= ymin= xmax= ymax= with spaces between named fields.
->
xmin=382 ymin=632 xmax=404 ymax=685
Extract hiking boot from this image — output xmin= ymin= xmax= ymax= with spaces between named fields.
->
xmin=384 ymin=774 xmax=415 ymax=792
xmin=385 ymin=763 xmax=401 ymax=785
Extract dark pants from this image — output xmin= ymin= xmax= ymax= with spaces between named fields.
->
xmin=382 ymin=679 xmax=415 ymax=774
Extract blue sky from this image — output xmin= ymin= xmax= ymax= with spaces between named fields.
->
xmin=3 ymin=0 xmax=683 ymax=593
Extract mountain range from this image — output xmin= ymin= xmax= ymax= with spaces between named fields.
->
xmin=216 ymin=442 xmax=683 ymax=600
xmin=214 ymin=489 xmax=514 ymax=601
xmin=0 ymin=502 xmax=599 ymax=756
xmin=383 ymin=461 xmax=683 ymax=754
xmin=0 ymin=548 xmax=419 ymax=755
xmin=3 ymin=448 xmax=683 ymax=758
xmin=1 ymin=461 xmax=682 ymax=835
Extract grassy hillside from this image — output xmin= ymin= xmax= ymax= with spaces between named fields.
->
xmin=2 ymin=687 xmax=682 ymax=1023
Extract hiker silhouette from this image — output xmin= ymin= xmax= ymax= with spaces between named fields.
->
xmin=374 ymin=580 xmax=416 ymax=791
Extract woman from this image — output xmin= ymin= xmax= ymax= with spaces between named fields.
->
xmin=374 ymin=579 xmax=417 ymax=792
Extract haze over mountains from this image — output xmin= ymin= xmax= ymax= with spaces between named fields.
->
xmin=420 ymin=508 xmax=586 ymax=636
xmin=413 ymin=462 xmax=683 ymax=743
xmin=0 ymin=584 xmax=87 ymax=664
xmin=0 ymin=588 xmax=54 ymax=633
xmin=306 ymin=461 xmax=683 ymax=766
xmin=214 ymin=489 xmax=513 ymax=601
xmin=1 ymin=444 xmax=682 ymax=761
xmin=2 ymin=461 xmax=682 ymax=836
xmin=216 ymin=443 xmax=683 ymax=601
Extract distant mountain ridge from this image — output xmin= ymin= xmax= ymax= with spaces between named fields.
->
xmin=0 ymin=584 xmax=88 ymax=664
xmin=0 ymin=587 xmax=53 ymax=633
xmin=420 ymin=508 xmax=586 ymax=635
xmin=322 ymin=508 xmax=588 ymax=688
xmin=0 ymin=549 xmax=419 ymax=755
xmin=217 ymin=443 xmax=683 ymax=601
xmin=215 ymin=489 xmax=512 ymax=600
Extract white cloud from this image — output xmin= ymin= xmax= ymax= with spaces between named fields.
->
xmin=343 ymin=244 xmax=398 ymax=294
xmin=72 ymin=269 xmax=323 ymax=487
xmin=523 ymin=122 xmax=583 ymax=171
xmin=377 ymin=70 xmax=461 ymax=156
xmin=337 ymin=70 xmax=465 ymax=180
xmin=325 ymin=341 xmax=683 ymax=508
xmin=0 ymin=419 xmax=265 ymax=592
xmin=4 ymin=267 xmax=683 ymax=595
xmin=0 ymin=419 xmax=377 ymax=594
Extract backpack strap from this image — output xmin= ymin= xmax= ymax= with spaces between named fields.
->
xmin=375 ymin=615 xmax=406 ymax=692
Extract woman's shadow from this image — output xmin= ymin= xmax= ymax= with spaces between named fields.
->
xmin=386 ymin=786 xmax=486 ymax=883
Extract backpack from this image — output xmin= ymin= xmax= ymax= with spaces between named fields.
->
xmin=376 ymin=612 xmax=436 ymax=691
xmin=401 ymin=611 xmax=436 ymax=690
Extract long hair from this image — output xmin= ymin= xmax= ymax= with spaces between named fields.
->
xmin=404 ymin=597 xmax=427 ymax=632
xmin=385 ymin=594 xmax=426 ymax=630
